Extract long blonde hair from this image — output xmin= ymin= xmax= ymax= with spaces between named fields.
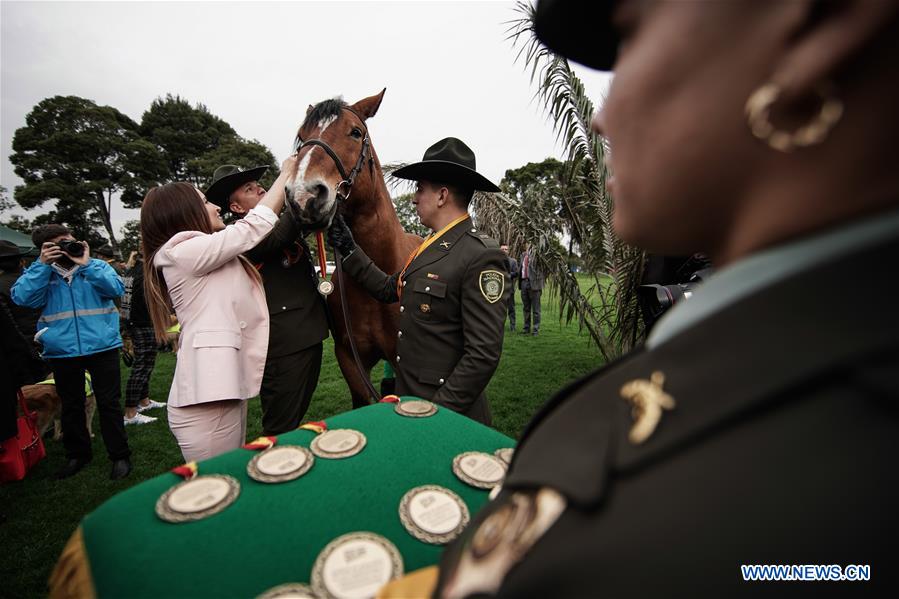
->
xmin=140 ymin=182 xmax=262 ymax=343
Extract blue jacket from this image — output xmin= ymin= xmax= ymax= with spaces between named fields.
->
xmin=11 ymin=259 xmax=124 ymax=358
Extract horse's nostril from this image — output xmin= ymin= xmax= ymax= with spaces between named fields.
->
xmin=308 ymin=183 xmax=328 ymax=201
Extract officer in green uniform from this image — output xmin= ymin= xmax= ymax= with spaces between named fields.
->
xmin=432 ymin=0 xmax=899 ymax=596
xmin=206 ymin=165 xmax=330 ymax=435
xmin=328 ymin=138 xmax=508 ymax=425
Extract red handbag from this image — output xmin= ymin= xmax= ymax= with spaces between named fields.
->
xmin=0 ymin=389 xmax=47 ymax=483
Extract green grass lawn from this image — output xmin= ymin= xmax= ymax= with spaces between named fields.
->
xmin=1 ymin=285 xmax=604 ymax=598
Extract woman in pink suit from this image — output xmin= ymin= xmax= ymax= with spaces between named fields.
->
xmin=140 ymin=156 xmax=296 ymax=461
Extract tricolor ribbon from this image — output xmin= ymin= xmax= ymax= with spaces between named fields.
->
xmin=171 ymin=462 xmax=198 ymax=480
xmin=299 ymin=420 xmax=328 ymax=435
xmin=243 ymin=436 xmax=277 ymax=450
xmin=379 ymin=395 xmax=400 ymax=404
xmin=315 ymin=232 xmax=329 ymax=284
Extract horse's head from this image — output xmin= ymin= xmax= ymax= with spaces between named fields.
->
xmin=288 ymin=89 xmax=386 ymax=230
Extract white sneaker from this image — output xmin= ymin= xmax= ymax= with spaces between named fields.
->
xmin=137 ymin=399 xmax=167 ymax=413
xmin=124 ymin=413 xmax=157 ymax=426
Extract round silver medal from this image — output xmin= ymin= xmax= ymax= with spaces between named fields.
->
xmin=155 ymin=475 xmax=240 ymax=523
xmin=310 ymin=429 xmax=367 ymax=459
xmin=318 ymin=280 xmax=334 ymax=296
xmin=394 ymin=399 xmax=438 ymax=418
xmin=452 ymin=451 xmax=507 ymax=489
xmin=247 ymin=445 xmax=314 ymax=484
xmin=311 ymin=532 xmax=403 ymax=599
xmin=399 ymin=485 xmax=470 ymax=545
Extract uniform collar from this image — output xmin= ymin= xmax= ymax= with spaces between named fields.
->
xmin=504 ymin=236 xmax=899 ymax=508
xmin=404 ymin=215 xmax=472 ymax=276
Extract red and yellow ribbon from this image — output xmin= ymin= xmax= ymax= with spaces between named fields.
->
xmin=171 ymin=461 xmax=198 ymax=480
xmin=299 ymin=420 xmax=328 ymax=435
xmin=243 ymin=436 xmax=277 ymax=450
xmin=315 ymin=232 xmax=329 ymax=285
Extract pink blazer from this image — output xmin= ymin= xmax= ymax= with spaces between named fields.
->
xmin=154 ymin=206 xmax=278 ymax=407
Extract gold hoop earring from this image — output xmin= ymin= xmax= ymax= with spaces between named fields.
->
xmin=745 ymin=82 xmax=843 ymax=152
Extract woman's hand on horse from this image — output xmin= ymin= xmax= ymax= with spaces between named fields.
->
xmin=327 ymin=214 xmax=357 ymax=258
xmin=280 ymin=153 xmax=299 ymax=175
xmin=259 ymin=154 xmax=299 ymax=215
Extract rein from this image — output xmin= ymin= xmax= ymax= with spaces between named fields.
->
xmin=284 ymin=106 xmax=381 ymax=404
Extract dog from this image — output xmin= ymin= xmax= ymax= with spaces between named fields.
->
xmin=20 ymin=380 xmax=96 ymax=441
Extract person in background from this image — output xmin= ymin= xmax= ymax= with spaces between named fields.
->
xmin=519 ymin=244 xmax=544 ymax=335
xmin=500 ymin=244 xmax=518 ymax=332
xmin=205 ymin=164 xmax=329 ymax=436
xmin=11 ymin=224 xmax=131 ymax=480
xmin=140 ymin=155 xmax=295 ymax=462
xmin=121 ymin=251 xmax=165 ymax=425
xmin=433 ymin=0 xmax=899 ymax=595
xmin=0 ymin=240 xmax=43 ymax=357
xmin=94 ymin=245 xmax=124 ymax=275
xmin=328 ymin=137 xmax=508 ymax=425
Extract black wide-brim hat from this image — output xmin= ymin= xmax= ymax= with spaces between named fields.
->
xmin=392 ymin=137 xmax=500 ymax=193
xmin=534 ymin=0 xmax=619 ymax=71
xmin=0 ymin=239 xmax=28 ymax=259
xmin=204 ymin=165 xmax=269 ymax=210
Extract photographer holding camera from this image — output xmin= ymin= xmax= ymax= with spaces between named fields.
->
xmin=11 ymin=224 xmax=131 ymax=480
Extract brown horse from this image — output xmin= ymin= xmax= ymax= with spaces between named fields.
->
xmin=287 ymin=89 xmax=421 ymax=408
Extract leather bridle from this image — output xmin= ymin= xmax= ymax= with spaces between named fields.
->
xmin=285 ymin=106 xmax=382 ymax=404
xmin=292 ymin=106 xmax=373 ymax=204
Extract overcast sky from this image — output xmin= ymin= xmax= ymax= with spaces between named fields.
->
xmin=1 ymin=0 xmax=611 ymax=233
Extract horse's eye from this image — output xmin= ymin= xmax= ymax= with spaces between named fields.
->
xmin=350 ymin=127 xmax=363 ymax=139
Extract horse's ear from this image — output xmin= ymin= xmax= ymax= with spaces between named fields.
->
xmin=306 ymin=104 xmax=314 ymax=115
xmin=352 ymin=88 xmax=386 ymax=120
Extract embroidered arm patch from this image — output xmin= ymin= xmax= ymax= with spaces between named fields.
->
xmin=479 ymin=270 xmax=505 ymax=303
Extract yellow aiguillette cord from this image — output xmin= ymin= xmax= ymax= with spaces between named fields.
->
xmin=397 ymin=213 xmax=469 ymax=299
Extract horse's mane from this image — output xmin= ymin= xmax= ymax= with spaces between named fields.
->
xmin=302 ymin=97 xmax=347 ymax=130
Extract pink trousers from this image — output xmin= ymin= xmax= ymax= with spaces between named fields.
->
xmin=167 ymin=399 xmax=248 ymax=462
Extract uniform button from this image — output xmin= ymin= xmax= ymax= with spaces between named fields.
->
xmin=239 ymin=321 xmax=247 ymax=329
xmin=425 ymin=286 xmax=430 ymax=292
xmin=282 ymin=306 xmax=287 ymax=310
xmin=471 ymin=228 xmax=476 ymax=232
xmin=398 ymin=331 xmax=403 ymax=338
xmin=401 ymin=280 xmax=407 ymax=287
xmin=396 ymin=355 xmax=401 ymax=362
xmin=400 ymin=306 xmax=405 ymax=313
xmin=439 ymin=378 xmax=445 ymax=384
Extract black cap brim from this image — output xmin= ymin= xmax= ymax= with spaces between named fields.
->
xmin=534 ymin=0 xmax=619 ymax=71
xmin=205 ymin=166 xmax=269 ymax=210
xmin=392 ymin=161 xmax=501 ymax=193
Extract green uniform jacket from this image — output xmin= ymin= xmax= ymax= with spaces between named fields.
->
xmin=244 ymin=211 xmax=329 ymax=358
xmin=435 ymin=235 xmax=899 ymax=596
xmin=342 ymin=217 xmax=508 ymax=425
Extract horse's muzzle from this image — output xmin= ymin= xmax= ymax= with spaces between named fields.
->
xmin=287 ymin=179 xmax=337 ymax=228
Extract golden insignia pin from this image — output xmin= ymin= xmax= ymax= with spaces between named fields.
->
xmin=440 ymin=241 xmax=452 ymax=249
xmin=420 ymin=304 xmax=431 ymax=313
xmin=619 ymin=371 xmax=675 ymax=445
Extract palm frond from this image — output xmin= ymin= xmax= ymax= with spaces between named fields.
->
xmin=481 ymin=2 xmax=647 ymax=359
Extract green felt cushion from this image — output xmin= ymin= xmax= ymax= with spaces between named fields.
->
xmin=81 ymin=400 xmax=514 ymax=598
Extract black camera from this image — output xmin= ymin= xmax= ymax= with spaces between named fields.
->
xmin=57 ymin=240 xmax=85 ymax=258
xmin=637 ymin=254 xmax=713 ymax=333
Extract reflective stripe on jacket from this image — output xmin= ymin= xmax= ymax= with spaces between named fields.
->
xmin=11 ymin=259 xmax=124 ymax=358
